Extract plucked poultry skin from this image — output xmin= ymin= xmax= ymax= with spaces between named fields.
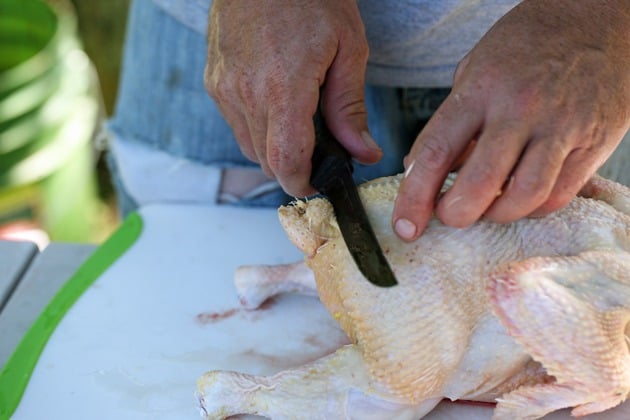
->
xmin=198 ymin=174 xmax=630 ymax=420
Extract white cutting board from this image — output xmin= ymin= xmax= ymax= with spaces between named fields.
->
xmin=10 ymin=204 xmax=630 ymax=419
xmin=11 ymin=204 xmax=349 ymax=419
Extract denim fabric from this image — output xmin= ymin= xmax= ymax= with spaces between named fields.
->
xmin=108 ymin=0 xmax=450 ymax=214
xmin=150 ymin=0 xmax=519 ymax=87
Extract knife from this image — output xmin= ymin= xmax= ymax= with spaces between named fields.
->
xmin=310 ymin=107 xmax=397 ymax=288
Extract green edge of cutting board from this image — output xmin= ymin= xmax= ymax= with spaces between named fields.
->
xmin=0 ymin=212 xmax=143 ymax=419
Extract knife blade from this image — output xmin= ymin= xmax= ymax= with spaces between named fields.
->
xmin=310 ymin=108 xmax=397 ymax=288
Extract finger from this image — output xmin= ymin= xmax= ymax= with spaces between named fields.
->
xmin=216 ymin=101 xmax=260 ymax=164
xmin=244 ymin=109 xmax=273 ymax=177
xmin=204 ymin=69 xmax=261 ymax=165
xmin=266 ymin=85 xmax=319 ymax=197
xmin=435 ymin=120 xmax=530 ymax=227
xmin=483 ymin=135 xmax=570 ymax=223
xmin=452 ymin=52 xmax=471 ymax=86
xmin=450 ymin=140 xmax=477 ymax=171
xmin=320 ymin=33 xmax=381 ymax=165
xmin=528 ymin=147 xmax=599 ymax=217
xmin=392 ymin=92 xmax=484 ymax=241
xmin=530 ymin=127 xmax=624 ymax=217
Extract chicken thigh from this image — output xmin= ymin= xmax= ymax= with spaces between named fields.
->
xmin=198 ymin=174 xmax=630 ymax=420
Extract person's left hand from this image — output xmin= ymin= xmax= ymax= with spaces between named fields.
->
xmin=392 ymin=0 xmax=630 ymax=241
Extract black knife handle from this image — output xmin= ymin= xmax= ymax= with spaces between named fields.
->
xmin=310 ymin=108 xmax=354 ymax=194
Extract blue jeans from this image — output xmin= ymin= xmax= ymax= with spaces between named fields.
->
xmin=108 ymin=0 xmax=450 ymax=215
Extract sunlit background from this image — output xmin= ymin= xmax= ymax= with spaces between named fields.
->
xmin=0 ymin=0 xmax=130 ymax=248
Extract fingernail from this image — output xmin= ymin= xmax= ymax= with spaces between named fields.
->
xmin=395 ymin=218 xmax=417 ymax=240
xmin=361 ymin=131 xmax=381 ymax=151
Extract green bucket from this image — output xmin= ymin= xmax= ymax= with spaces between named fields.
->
xmin=0 ymin=0 xmax=101 ymax=242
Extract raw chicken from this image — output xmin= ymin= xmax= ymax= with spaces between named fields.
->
xmin=198 ymin=174 xmax=630 ymax=420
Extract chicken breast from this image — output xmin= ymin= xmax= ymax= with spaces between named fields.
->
xmin=198 ymin=174 xmax=630 ymax=420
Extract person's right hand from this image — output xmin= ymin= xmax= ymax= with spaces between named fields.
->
xmin=205 ymin=0 xmax=383 ymax=197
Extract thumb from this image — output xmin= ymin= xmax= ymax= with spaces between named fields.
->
xmin=320 ymin=44 xmax=382 ymax=165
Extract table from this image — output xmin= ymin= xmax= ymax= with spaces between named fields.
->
xmin=0 ymin=240 xmax=96 ymax=369
xmin=0 ymin=204 xmax=342 ymax=420
xmin=2 ymin=199 xmax=630 ymax=420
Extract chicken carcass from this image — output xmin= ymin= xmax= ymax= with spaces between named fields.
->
xmin=198 ymin=174 xmax=630 ymax=420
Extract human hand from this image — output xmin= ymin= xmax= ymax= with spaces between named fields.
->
xmin=393 ymin=0 xmax=630 ymax=241
xmin=205 ymin=0 xmax=382 ymax=197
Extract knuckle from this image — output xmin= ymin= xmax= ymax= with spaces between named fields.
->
xmin=331 ymin=90 xmax=366 ymax=118
xmin=510 ymin=86 xmax=543 ymax=117
xmin=267 ymin=145 xmax=299 ymax=178
xmin=207 ymin=74 xmax=232 ymax=102
xmin=416 ymin=138 xmax=453 ymax=171
xmin=464 ymin=162 xmax=497 ymax=186
xmin=437 ymin=89 xmax=469 ymax=115
xmin=512 ymin=172 xmax=549 ymax=200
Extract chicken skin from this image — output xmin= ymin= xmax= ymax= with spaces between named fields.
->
xmin=198 ymin=174 xmax=630 ymax=420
